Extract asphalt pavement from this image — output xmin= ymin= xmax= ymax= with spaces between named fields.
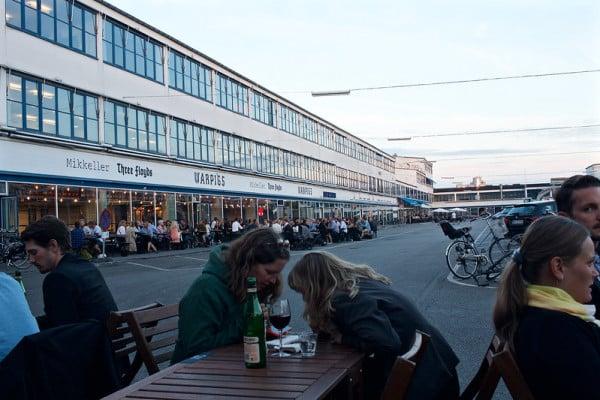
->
xmin=4 ymin=221 xmax=509 ymax=398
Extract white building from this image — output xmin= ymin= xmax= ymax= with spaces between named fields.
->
xmin=0 ymin=0 xmax=403 ymax=231
xmin=586 ymin=164 xmax=600 ymax=179
xmin=394 ymin=156 xmax=434 ymax=204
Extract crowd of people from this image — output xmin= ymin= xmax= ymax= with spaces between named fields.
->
xmin=1 ymin=173 xmax=599 ymax=399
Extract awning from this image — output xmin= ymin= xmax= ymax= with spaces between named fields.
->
xmin=400 ymin=197 xmax=428 ymax=207
xmin=433 ymin=208 xmax=449 ymax=213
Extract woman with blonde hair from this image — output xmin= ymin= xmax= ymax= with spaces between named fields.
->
xmin=493 ymin=216 xmax=600 ymax=399
xmin=171 ymin=228 xmax=290 ymax=364
xmin=289 ymin=252 xmax=459 ymax=400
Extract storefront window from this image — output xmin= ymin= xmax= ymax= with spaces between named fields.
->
xmin=257 ymin=199 xmax=269 ymax=224
xmin=56 ymin=186 xmax=96 ymax=229
xmin=132 ymin=191 xmax=154 ymax=224
xmin=176 ymin=193 xmax=193 ymax=226
xmin=242 ymin=197 xmax=257 ymax=223
xmin=155 ymin=192 xmax=176 ymax=223
xmin=9 ymin=183 xmax=56 ymax=231
xmin=98 ymin=189 xmax=130 ymax=232
xmin=223 ymin=196 xmax=241 ymax=222
xmin=267 ymin=199 xmax=279 ymax=221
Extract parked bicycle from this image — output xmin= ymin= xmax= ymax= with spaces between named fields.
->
xmin=440 ymin=217 xmax=519 ymax=284
xmin=0 ymin=230 xmax=29 ymax=293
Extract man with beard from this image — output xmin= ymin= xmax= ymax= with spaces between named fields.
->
xmin=21 ymin=216 xmax=117 ymax=329
xmin=555 ymin=175 xmax=600 ymax=317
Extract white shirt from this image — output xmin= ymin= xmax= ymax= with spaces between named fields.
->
xmin=232 ymin=221 xmax=242 ymax=232
xmin=211 ymin=220 xmax=218 ymax=230
xmin=271 ymin=223 xmax=282 ymax=234
xmin=205 ymin=224 xmax=211 ymax=234
xmin=83 ymin=226 xmax=93 ymax=236
xmin=340 ymin=221 xmax=348 ymax=232
xmin=117 ymin=226 xmax=126 ymax=236
xmin=93 ymin=225 xmax=102 ymax=236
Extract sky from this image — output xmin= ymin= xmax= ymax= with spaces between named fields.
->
xmin=111 ymin=0 xmax=600 ymax=187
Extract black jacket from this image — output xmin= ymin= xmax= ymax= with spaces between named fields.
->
xmin=514 ymin=306 xmax=600 ymax=400
xmin=40 ymin=253 xmax=117 ymax=329
xmin=331 ymin=279 xmax=459 ymax=400
xmin=0 ymin=321 xmax=120 ymax=399
xmin=592 ymin=243 xmax=600 ymax=319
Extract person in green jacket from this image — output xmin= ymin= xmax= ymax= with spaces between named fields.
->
xmin=171 ymin=228 xmax=290 ymax=363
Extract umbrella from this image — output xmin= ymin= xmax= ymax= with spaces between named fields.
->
xmin=433 ymin=208 xmax=449 ymax=213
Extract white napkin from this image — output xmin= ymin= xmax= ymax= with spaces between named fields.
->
xmin=266 ymin=335 xmax=301 ymax=353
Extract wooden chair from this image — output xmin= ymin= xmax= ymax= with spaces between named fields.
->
xmin=107 ymin=302 xmax=179 ymax=386
xmin=460 ymin=335 xmax=535 ymax=400
xmin=380 ymin=330 xmax=430 ymax=400
xmin=493 ymin=343 xmax=535 ymax=400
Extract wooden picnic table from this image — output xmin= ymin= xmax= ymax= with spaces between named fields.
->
xmin=103 ymin=342 xmax=365 ymax=400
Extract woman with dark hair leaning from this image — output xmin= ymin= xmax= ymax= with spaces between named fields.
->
xmin=171 ymin=228 xmax=290 ymax=364
xmin=493 ymin=215 xmax=600 ymax=399
xmin=288 ymin=252 xmax=459 ymax=400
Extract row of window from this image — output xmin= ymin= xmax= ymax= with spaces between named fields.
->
xmin=103 ymin=18 xmax=164 ymax=83
xmin=215 ymin=73 xmax=249 ymax=116
xmin=7 ymin=74 xmax=99 ymax=142
xmin=5 ymin=0 xmax=395 ymax=173
xmin=6 ymin=74 xmax=401 ymax=196
xmin=168 ymin=49 xmax=211 ymax=101
xmin=6 ymin=0 xmax=97 ymax=57
xmin=104 ymin=100 xmax=167 ymax=154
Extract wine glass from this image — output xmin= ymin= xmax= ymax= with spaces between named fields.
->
xmin=269 ymin=299 xmax=291 ymax=358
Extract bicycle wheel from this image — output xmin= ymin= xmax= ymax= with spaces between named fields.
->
xmin=488 ymin=237 xmax=520 ymax=267
xmin=446 ymin=240 xmax=478 ymax=279
xmin=9 ymin=251 xmax=29 ymax=269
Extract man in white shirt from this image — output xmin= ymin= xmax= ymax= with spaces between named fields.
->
xmin=271 ymin=219 xmax=282 ymax=234
xmin=231 ymin=218 xmax=243 ymax=233
xmin=211 ymin=217 xmax=219 ymax=230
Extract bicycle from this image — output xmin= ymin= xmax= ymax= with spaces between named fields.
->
xmin=1 ymin=236 xmax=29 ymax=293
xmin=441 ymin=218 xmax=519 ymax=284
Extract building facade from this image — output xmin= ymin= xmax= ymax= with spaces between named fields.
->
xmin=394 ymin=156 xmax=434 ymax=204
xmin=586 ymin=164 xmax=600 ymax=179
xmin=433 ymin=182 xmax=556 ymax=215
xmin=0 ymin=0 xmax=402 ymax=232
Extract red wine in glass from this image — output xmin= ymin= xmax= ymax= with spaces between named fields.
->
xmin=269 ymin=299 xmax=291 ymax=357
xmin=270 ymin=314 xmax=291 ymax=330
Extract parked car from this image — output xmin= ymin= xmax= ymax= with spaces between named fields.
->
xmin=492 ymin=207 xmax=513 ymax=219
xmin=504 ymin=200 xmax=556 ymax=236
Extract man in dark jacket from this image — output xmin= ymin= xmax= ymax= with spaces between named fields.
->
xmin=22 ymin=216 xmax=118 ymax=329
xmin=555 ymin=175 xmax=600 ymax=317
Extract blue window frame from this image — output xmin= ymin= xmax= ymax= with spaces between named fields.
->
xmin=252 ymin=92 xmax=274 ymax=126
xmin=279 ymin=104 xmax=300 ymax=135
xmin=102 ymin=18 xmax=164 ymax=84
xmin=215 ymin=73 xmax=249 ymax=116
xmin=169 ymin=118 xmax=217 ymax=163
xmin=5 ymin=0 xmax=97 ymax=57
xmin=104 ymin=100 xmax=166 ymax=154
xmin=7 ymin=73 xmax=98 ymax=142
xmin=167 ymin=50 xmax=212 ymax=101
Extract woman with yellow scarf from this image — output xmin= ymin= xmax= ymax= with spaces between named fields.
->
xmin=494 ymin=215 xmax=600 ymax=399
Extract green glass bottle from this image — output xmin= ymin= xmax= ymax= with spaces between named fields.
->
xmin=243 ymin=277 xmax=267 ymax=369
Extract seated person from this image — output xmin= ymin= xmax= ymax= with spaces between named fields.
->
xmin=0 ymin=272 xmax=39 ymax=361
xmin=289 ymin=252 xmax=459 ymax=399
xmin=171 ymin=229 xmax=289 ymax=364
xmin=21 ymin=216 xmax=118 ymax=329
xmin=70 ymin=220 xmax=85 ymax=255
xmin=494 ymin=215 xmax=600 ymax=399
xmin=358 ymin=217 xmax=373 ymax=239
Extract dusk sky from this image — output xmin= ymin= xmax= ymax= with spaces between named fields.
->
xmin=111 ymin=0 xmax=600 ymax=187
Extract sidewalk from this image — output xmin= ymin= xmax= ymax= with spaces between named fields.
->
xmin=93 ymin=223 xmax=413 ymax=264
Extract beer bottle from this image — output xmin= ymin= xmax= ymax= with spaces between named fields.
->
xmin=243 ymin=276 xmax=266 ymax=368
